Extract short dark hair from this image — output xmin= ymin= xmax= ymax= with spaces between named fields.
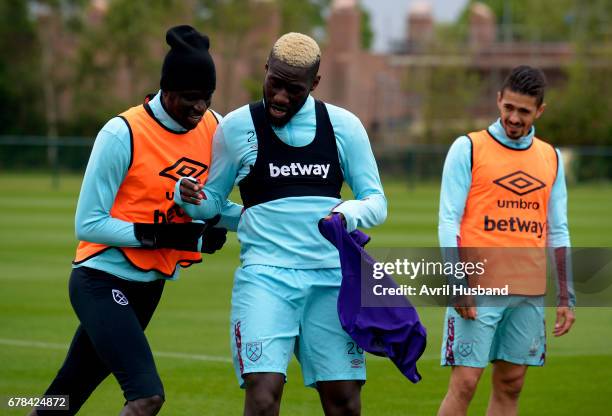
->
xmin=500 ymin=65 xmax=547 ymax=106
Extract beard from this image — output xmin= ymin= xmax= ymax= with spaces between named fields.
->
xmin=263 ymin=88 xmax=308 ymax=127
xmin=503 ymin=121 xmax=525 ymax=140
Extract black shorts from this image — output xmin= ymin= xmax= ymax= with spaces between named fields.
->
xmin=40 ymin=266 xmax=166 ymax=414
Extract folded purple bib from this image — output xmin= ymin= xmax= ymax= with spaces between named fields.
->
xmin=319 ymin=214 xmax=427 ymax=383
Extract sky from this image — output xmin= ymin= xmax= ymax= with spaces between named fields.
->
xmin=360 ymin=0 xmax=469 ymax=52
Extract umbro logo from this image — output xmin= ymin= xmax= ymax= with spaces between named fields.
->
xmin=159 ymin=157 xmax=208 ymax=182
xmin=493 ymin=170 xmax=545 ymax=196
xmin=112 ymin=289 xmax=129 ymax=306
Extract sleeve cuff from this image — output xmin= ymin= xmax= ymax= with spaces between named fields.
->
xmin=173 ymin=177 xmax=188 ymax=206
xmin=332 ymin=204 xmax=357 ymax=232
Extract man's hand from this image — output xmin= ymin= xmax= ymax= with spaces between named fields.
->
xmin=201 ymin=215 xmax=227 ymax=254
xmin=201 ymin=227 xmax=227 ymax=254
xmin=554 ymin=306 xmax=575 ymax=337
xmin=323 ymin=212 xmax=347 ymax=228
xmin=453 ymin=295 xmax=477 ymax=320
xmin=134 ymin=222 xmax=205 ymax=251
xmin=179 ymin=178 xmax=204 ymax=205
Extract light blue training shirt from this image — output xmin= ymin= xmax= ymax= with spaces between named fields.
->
xmin=73 ymin=91 xmax=241 ymax=282
xmin=175 ymin=95 xmax=387 ymax=269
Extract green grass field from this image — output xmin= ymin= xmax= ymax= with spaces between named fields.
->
xmin=1 ymin=173 xmax=611 ymax=415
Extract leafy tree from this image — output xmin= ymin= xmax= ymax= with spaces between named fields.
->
xmin=443 ymin=0 xmax=612 ymax=147
xmin=538 ymin=63 xmax=612 ymax=146
xmin=67 ymin=0 xmax=184 ymax=135
xmin=360 ymin=6 xmax=374 ymax=50
xmin=460 ymin=0 xmax=576 ymax=42
xmin=196 ymin=0 xmax=332 ymax=111
xmin=278 ymin=0 xmax=329 ymax=35
xmin=0 ymin=0 xmax=45 ymax=134
xmin=403 ymin=65 xmax=482 ymax=144
xmin=196 ymin=0 xmax=261 ymax=111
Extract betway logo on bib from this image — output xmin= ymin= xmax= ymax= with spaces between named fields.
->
xmin=484 ymin=215 xmax=545 ymax=239
xmin=269 ymin=162 xmax=331 ymax=179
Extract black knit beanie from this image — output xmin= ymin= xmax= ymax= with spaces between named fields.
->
xmin=160 ymin=25 xmax=216 ymax=93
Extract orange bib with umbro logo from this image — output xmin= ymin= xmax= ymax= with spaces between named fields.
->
xmin=74 ymin=103 xmax=218 ymax=276
xmin=460 ymin=129 xmax=558 ymax=295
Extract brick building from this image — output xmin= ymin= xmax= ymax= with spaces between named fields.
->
xmin=33 ymin=0 xmax=580 ymax=146
xmin=315 ymin=0 xmax=575 ymax=146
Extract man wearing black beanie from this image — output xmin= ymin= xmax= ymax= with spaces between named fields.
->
xmin=161 ymin=25 xmax=216 ymax=93
xmin=30 ymin=26 xmax=240 ymax=416
xmin=160 ymin=25 xmax=217 ymax=131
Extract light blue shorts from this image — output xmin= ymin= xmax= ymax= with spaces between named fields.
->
xmin=230 ymin=265 xmax=366 ymax=387
xmin=441 ymin=296 xmax=546 ymax=367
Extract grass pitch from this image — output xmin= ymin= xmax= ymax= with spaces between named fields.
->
xmin=0 ymin=173 xmax=611 ymax=415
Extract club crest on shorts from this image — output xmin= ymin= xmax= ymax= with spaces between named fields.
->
xmin=112 ymin=289 xmax=129 ymax=306
xmin=246 ymin=342 xmax=262 ymax=362
xmin=529 ymin=338 xmax=540 ymax=357
xmin=458 ymin=341 xmax=473 ymax=357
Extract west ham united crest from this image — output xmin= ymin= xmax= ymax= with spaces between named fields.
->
xmin=112 ymin=289 xmax=128 ymax=306
xmin=529 ymin=338 xmax=541 ymax=357
xmin=246 ymin=342 xmax=262 ymax=362
xmin=458 ymin=341 xmax=473 ymax=357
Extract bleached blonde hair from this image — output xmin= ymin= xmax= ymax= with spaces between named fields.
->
xmin=270 ymin=32 xmax=321 ymax=68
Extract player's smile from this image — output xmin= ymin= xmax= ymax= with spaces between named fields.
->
xmin=187 ymin=111 xmax=204 ymax=124
xmin=497 ymin=89 xmax=544 ymax=140
xmin=163 ymin=89 xmax=212 ymax=130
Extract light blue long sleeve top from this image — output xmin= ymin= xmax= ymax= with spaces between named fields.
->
xmin=438 ymin=119 xmax=575 ymax=306
xmin=175 ymin=95 xmax=387 ymax=269
xmin=74 ymin=91 xmax=241 ymax=282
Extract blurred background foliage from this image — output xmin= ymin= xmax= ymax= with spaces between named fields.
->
xmin=401 ymin=0 xmax=612 ymax=147
xmin=1 ymin=0 xmax=610 ymax=156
